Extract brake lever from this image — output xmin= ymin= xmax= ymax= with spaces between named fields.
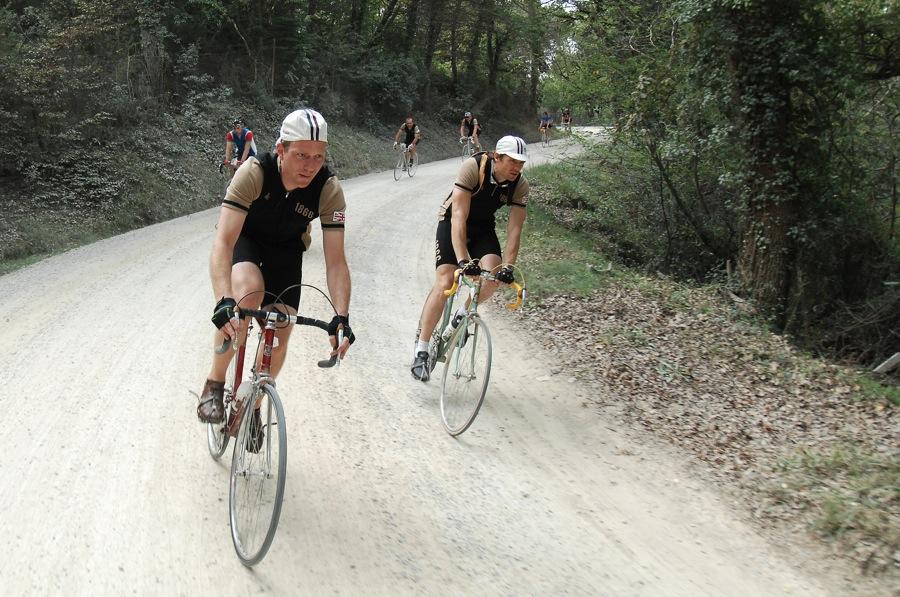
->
xmin=316 ymin=328 xmax=344 ymax=368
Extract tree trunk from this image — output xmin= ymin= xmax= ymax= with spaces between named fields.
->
xmin=422 ymin=0 xmax=445 ymax=101
xmin=526 ymin=0 xmax=541 ymax=111
xmin=449 ymin=0 xmax=462 ymax=92
xmin=404 ymin=0 xmax=420 ymax=54
xmin=730 ymin=1 xmax=801 ymax=328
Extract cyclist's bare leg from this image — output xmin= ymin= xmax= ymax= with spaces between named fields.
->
xmin=472 ymin=133 xmax=481 ymax=151
xmin=477 ymin=253 xmax=502 ymax=301
xmin=207 ymin=261 xmax=264 ymax=381
xmin=417 ymin=264 xmax=458 ymax=343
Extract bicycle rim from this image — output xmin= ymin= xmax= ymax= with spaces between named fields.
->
xmin=229 ymin=384 xmax=287 ymax=566
xmin=207 ymin=348 xmax=236 ymax=460
xmin=408 ymin=153 xmax=418 ymax=177
xmin=440 ymin=315 xmax=492 ymax=436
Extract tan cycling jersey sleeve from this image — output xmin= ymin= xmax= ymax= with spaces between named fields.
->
xmin=222 ymin=158 xmax=264 ymax=212
xmin=452 ymin=159 xmax=480 ymax=193
xmin=319 ymin=177 xmax=347 ymax=229
xmin=510 ymin=175 xmax=530 ymax=207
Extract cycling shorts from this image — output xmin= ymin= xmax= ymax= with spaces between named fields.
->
xmin=232 ymin=235 xmax=303 ymax=309
xmin=434 ymin=219 xmax=501 ymax=268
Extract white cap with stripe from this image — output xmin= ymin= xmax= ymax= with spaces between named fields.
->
xmin=278 ymin=108 xmax=327 ymax=144
xmin=495 ymin=135 xmax=528 ymax=162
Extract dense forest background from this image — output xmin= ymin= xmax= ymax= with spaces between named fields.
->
xmin=0 ymin=0 xmax=897 ymax=364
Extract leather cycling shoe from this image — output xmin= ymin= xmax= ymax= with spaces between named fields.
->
xmin=411 ymin=351 xmax=430 ymax=382
xmin=197 ymin=379 xmax=225 ymax=423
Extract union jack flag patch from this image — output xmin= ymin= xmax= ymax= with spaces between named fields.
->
xmin=333 ymin=211 xmax=346 ymax=222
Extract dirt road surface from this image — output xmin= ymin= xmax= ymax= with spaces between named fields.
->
xmin=0 ymin=134 xmax=834 ymax=594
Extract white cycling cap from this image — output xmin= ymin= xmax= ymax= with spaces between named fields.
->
xmin=277 ymin=108 xmax=327 ymax=144
xmin=494 ymin=135 xmax=528 ymax=162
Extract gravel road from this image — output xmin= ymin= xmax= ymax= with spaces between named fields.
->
xmin=0 ymin=134 xmax=830 ymax=595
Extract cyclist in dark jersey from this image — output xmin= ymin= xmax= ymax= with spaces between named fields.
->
xmin=459 ymin=111 xmax=482 ymax=152
xmin=393 ymin=116 xmax=422 ymax=167
xmin=198 ymin=109 xmax=356 ymax=423
xmin=223 ymin=119 xmax=256 ymax=172
xmin=411 ymin=135 xmax=529 ymax=381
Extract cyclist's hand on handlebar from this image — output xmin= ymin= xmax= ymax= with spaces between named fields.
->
xmin=458 ymin=258 xmax=482 ymax=277
xmin=392 ymin=141 xmax=398 ymax=149
xmin=327 ymin=314 xmax=356 ymax=359
xmin=495 ymin=265 xmax=515 ymax=284
xmin=459 ymin=136 xmax=466 ymax=144
xmin=212 ymin=297 xmax=239 ymax=339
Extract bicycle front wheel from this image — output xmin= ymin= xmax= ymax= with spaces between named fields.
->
xmin=207 ymin=347 xmax=237 ymax=460
xmin=393 ymin=152 xmax=403 ymax=181
xmin=229 ymin=384 xmax=287 ymax=566
xmin=407 ymin=152 xmax=418 ymax=177
xmin=440 ymin=314 xmax=492 ymax=436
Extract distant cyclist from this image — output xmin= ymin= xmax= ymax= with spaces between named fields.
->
xmin=561 ymin=108 xmax=572 ymax=131
xmin=539 ymin=111 xmax=553 ymax=132
xmin=223 ymin=119 xmax=257 ymax=172
xmin=459 ymin=111 xmax=482 ymax=152
xmin=393 ymin=116 xmax=422 ymax=167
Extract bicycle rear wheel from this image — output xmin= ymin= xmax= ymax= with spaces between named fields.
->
xmin=440 ymin=314 xmax=492 ymax=436
xmin=407 ymin=151 xmax=418 ymax=177
xmin=229 ymin=384 xmax=287 ymax=566
xmin=393 ymin=152 xmax=404 ymax=181
xmin=207 ymin=347 xmax=237 ymax=460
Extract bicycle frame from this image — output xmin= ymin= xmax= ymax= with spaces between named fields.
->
xmin=222 ymin=308 xmax=339 ymax=437
xmin=224 ymin=318 xmax=276 ymax=438
xmin=432 ymin=269 xmax=525 ymax=365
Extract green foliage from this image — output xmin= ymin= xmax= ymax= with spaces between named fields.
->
xmin=538 ymin=0 xmax=899 ymax=364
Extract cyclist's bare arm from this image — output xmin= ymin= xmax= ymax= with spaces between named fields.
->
xmin=450 ymin=186 xmax=473 ymax=262
xmin=322 ymin=230 xmax=353 ymax=358
xmin=224 ymin=140 xmax=234 ymax=163
xmin=210 ymin=206 xmax=246 ymax=338
xmin=503 ymin=205 xmax=527 ymax=264
xmin=394 ymin=128 xmax=402 ymax=143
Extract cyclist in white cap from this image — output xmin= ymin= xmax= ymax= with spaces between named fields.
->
xmin=198 ymin=108 xmax=356 ymax=424
xmin=410 ymin=135 xmax=529 ymax=381
xmin=459 ymin=111 xmax=482 ymax=152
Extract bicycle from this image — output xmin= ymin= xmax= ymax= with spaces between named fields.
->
xmin=540 ymin=126 xmax=552 ymax=147
xmin=219 ymin=159 xmax=237 ymax=182
xmin=460 ymin=136 xmax=476 ymax=160
xmin=562 ymin=119 xmax=572 ymax=135
xmin=206 ymin=293 xmax=342 ymax=566
xmin=393 ymin=143 xmax=418 ymax=180
xmin=420 ymin=265 xmax=526 ymax=436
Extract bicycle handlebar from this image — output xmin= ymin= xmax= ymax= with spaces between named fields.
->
xmin=442 ymin=268 xmax=526 ymax=310
xmin=214 ymin=307 xmax=343 ymax=368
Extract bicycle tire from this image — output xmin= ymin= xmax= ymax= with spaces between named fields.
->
xmin=207 ymin=347 xmax=236 ymax=460
xmin=393 ymin=152 xmax=403 ymax=181
xmin=407 ymin=151 xmax=418 ymax=177
xmin=229 ymin=384 xmax=287 ymax=566
xmin=440 ymin=314 xmax=492 ymax=436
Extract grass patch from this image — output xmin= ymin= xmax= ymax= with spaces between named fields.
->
xmin=497 ymin=192 xmax=617 ymax=298
xmin=773 ymin=445 xmax=899 ymax=570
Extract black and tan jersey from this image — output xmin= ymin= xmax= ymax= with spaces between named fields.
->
xmin=223 ymin=153 xmax=346 ymax=251
xmin=438 ymin=153 xmax=529 ymax=227
xmin=398 ymin=123 xmax=420 ymax=145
